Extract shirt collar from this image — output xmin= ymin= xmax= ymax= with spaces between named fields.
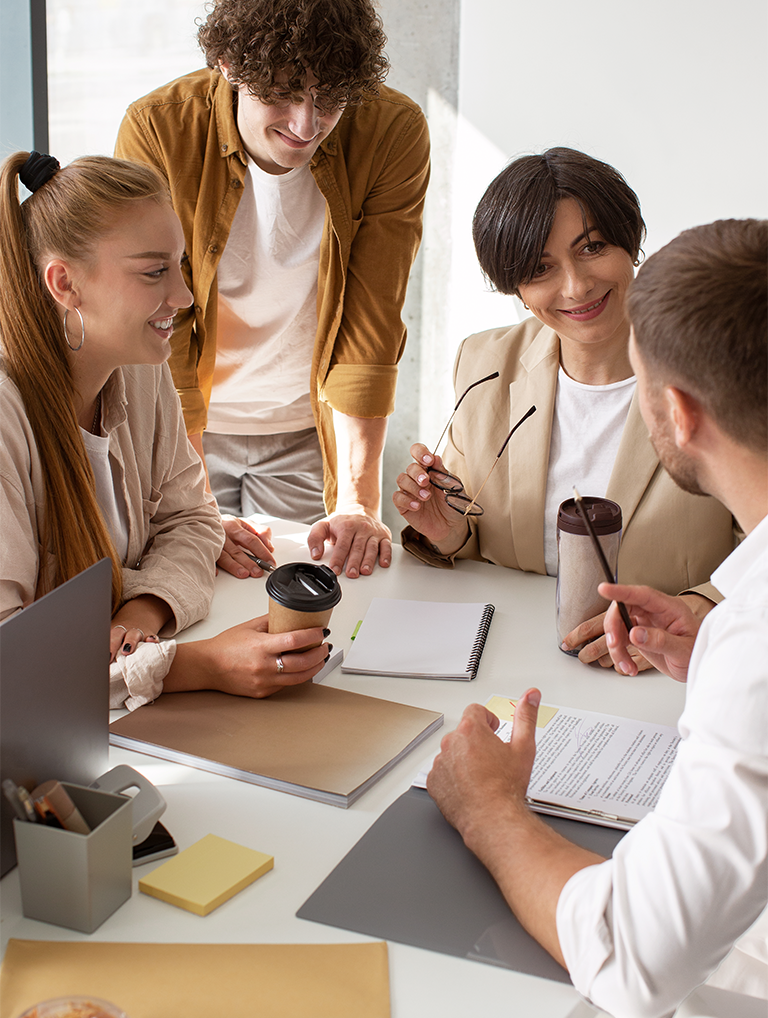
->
xmin=711 ymin=512 xmax=768 ymax=598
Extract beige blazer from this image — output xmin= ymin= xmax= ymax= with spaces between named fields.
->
xmin=404 ymin=319 xmax=735 ymax=600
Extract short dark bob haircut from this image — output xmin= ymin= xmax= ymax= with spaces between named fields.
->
xmin=473 ymin=147 xmax=646 ymax=297
xmin=198 ymin=0 xmax=389 ymax=111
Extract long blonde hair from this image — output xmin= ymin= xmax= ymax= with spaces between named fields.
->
xmin=0 ymin=152 xmax=171 ymax=612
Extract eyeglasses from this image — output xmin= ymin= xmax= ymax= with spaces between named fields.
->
xmin=428 ymin=373 xmax=537 ymax=516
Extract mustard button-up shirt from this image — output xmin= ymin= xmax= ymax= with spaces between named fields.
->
xmin=116 ymin=69 xmax=430 ymax=510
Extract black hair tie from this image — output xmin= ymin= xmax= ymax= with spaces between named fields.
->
xmin=19 ymin=151 xmax=60 ymax=193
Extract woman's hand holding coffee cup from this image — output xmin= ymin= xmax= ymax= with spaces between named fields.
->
xmin=170 ymin=616 xmax=331 ymax=699
xmin=168 ymin=562 xmax=339 ymax=698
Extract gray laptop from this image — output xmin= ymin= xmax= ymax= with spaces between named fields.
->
xmin=0 ymin=558 xmax=111 ymax=875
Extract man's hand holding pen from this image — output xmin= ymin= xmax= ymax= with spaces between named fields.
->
xmin=599 ymin=582 xmax=702 ymax=682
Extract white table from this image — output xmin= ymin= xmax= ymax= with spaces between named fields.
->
xmin=0 ymin=517 xmax=687 ymax=1018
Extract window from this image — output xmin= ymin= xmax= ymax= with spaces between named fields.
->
xmin=46 ymin=0 xmax=206 ymax=163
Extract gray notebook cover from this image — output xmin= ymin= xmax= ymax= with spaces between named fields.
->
xmin=297 ymin=785 xmax=624 ymax=983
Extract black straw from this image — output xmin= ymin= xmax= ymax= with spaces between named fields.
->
xmin=572 ymin=487 xmax=633 ymax=633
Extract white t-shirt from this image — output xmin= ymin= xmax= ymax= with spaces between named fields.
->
xmin=557 ymin=515 xmax=768 ymax=1013
xmin=207 ymin=157 xmax=326 ymax=435
xmin=80 ymin=424 xmax=129 ymax=562
xmin=543 ymin=368 xmax=636 ymax=576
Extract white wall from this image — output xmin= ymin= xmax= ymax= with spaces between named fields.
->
xmin=448 ymin=0 xmax=768 ymax=354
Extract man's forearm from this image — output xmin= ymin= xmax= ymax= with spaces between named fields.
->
xmin=464 ymin=800 xmax=604 ymax=967
xmin=332 ymin=410 xmax=388 ymax=514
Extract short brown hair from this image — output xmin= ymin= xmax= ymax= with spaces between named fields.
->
xmin=628 ymin=219 xmax=767 ymax=453
xmin=198 ymin=0 xmax=389 ymax=110
xmin=473 ymin=147 xmax=646 ymax=296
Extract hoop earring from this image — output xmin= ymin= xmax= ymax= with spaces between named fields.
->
xmin=63 ymin=307 xmax=85 ymax=352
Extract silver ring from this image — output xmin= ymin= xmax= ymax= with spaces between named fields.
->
xmin=135 ymin=629 xmax=146 ymax=640
xmin=276 ymin=655 xmax=285 ymax=675
xmin=112 ymin=625 xmax=127 ymax=634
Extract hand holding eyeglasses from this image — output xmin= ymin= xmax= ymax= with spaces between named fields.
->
xmin=393 ymin=371 xmax=537 ymax=554
xmin=393 ymin=443 xmax=476 ymax=554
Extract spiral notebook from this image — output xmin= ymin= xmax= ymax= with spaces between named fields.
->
xmin=341 ymin=599 xmax=495 ymax=681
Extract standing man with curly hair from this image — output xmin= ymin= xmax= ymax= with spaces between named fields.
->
xmin=116 ymin=0 xmax=429 ymax=579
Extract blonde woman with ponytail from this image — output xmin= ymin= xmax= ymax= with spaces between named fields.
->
xmin=0 ymin=151 xmax=331 ymax=705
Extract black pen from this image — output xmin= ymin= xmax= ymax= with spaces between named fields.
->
xmin=572 ymin=486 xmax=634 ymax=633
xmin=243 ymin=551 xmax=275 ymax=572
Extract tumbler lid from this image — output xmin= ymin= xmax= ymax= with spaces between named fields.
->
xmin=265 ymin=562 xmax=342 ymax=611
xmin=557 ymin=497 xmax=623 ymax=536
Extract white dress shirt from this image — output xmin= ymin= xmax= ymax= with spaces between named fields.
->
xmin=556 ymin=514 xmax=768 ymax=1018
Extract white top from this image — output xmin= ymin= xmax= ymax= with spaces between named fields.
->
xmin=207 ymin=158 xmax=325 ymax=435
xmin=80 ymin=421 xmax=129 ymax=561
xmin=556 ymin=514 xmax=768 ymax=1016
xmin=543 ymin=368 xmax=636 ymax=576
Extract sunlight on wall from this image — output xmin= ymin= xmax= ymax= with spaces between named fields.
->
xmin=420 ymin=87 xmax=523 ymax=442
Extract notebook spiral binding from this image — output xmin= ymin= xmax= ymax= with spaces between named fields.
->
xmin=466 ymin=603 xmax=496 ymax=679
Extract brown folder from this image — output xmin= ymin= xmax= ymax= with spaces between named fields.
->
xmin=109 ymin=684 xmax=443 ymax=808
xmin=0 ymin=939 xmax=391 ymax=1018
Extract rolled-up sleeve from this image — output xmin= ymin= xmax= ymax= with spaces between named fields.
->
xmin=318 ymin=100 xmax=430 ymax=419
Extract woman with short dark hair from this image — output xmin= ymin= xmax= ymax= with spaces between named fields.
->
xmin=394 ymin=148 xmax=735 ymax=670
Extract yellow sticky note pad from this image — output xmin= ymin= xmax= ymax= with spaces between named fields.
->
xmin=139 ymin=834 xmax=273 ymax=916
xmin=485 ymin=695 xmax=559 ymax=728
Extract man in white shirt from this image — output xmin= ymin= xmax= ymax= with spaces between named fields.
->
xmin=427 ymin=218 xmax=767 ymax=1017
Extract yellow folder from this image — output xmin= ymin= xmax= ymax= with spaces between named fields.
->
xmin=0 ymin=940 xmax=391 ymax=1018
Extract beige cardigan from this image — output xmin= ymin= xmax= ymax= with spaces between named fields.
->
xmin=0 ymin=361 xmax=224 ymax=633
xmin=404 ymin=319 xmax=736 ymax=601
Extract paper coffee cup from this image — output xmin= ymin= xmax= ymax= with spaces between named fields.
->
xmin=266 ymin=563 xmax=342 ymax=643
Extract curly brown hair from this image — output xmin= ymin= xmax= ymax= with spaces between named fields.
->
xmin=198 ymin=0 xmax=389 ymax=110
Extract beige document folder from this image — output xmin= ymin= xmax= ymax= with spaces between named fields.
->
xmin=0 ymin=939 xmax=390 ymax=1018
xmin=109 ymin=684 xmax=443 ymax=807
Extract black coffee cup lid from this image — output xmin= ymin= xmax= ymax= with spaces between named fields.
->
xmin=266 ymin=562 xmax=342 ymax=611
xmin=557 ymin=497 xmax=623 ymax=536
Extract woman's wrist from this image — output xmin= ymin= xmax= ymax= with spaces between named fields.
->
xmin=164 ymin=639 xmax=217 ymax=693
xmin=430 ymin=518 xmax=472 ymax=557
xmin=113 ymin=593 xmax=174 ymax=635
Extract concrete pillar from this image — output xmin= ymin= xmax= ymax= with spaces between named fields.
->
xmin=377 ymin=0 xmax=460 ymax=532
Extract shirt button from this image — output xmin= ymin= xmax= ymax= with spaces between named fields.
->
xmin=231 ymin=179 xmax=240 ymax=188
xmin=221 ymin=143 xmax=228 ymax=153
xmin=208 ymin=244 xmax=218 ymax=254
xmin=195 ymin=305 xmax=202 ymax=312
